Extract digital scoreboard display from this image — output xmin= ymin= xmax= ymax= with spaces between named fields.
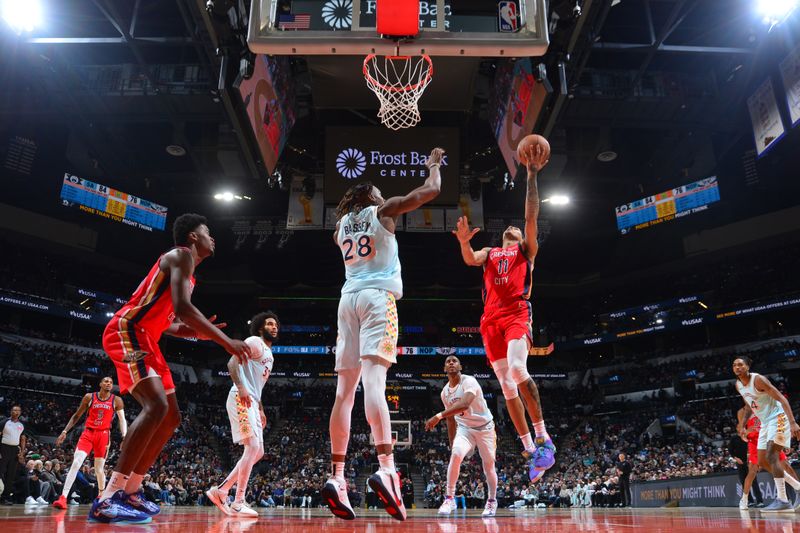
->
xmin=615 ymin=176 xmax=720 ymax=234
xmin=60 ymin=173 xmax=168 ymax=231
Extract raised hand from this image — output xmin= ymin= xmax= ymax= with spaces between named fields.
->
xmin=426 ymin=147 xmax=446 ymax=169
xmin=452 ymin=216 xmax=480 ymax=243
xmin=196 ymin=315 xmax=228 ymax=341
xmin=523 ymin=144 xmax=549 ymax=173
xmin=227 ymin=339 xmax=252 ymax=364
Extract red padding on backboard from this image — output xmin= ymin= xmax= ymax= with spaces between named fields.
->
xmin=376 ymin=0 xmax=420 ymax=37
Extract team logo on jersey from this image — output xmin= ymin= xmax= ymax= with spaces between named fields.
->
xmin=336 ymin=148 xmax=367 ymax=179
xmin=322 ymin=0 xmax=353 ymax=29
xmin=121 ymin=350 xmax=148 ymax=363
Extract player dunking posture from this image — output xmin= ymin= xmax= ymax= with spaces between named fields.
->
xmin=207 ymin=311 xmax=279 ymax=518
xmin=53 ymin=377 xmax=126 ymax=509
xmin=734 ymin=356 xmax=800 ymax=512
xmin=323 ymin=147 xmax=445 ymax=521
xmin=90 ymin=213 xmax=250 ymax=524
xmin=424 ymin=356 xmax=499 ymax=517
xmin=452 ymin=142 xmax=554 ymax=480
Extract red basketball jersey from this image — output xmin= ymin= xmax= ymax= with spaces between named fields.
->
xmin=482 ymin=244 xmax=533 ymax=310
xmin=85 ymin=392 xmax=115 ymax=431
xmin=111 ymin=247 xmax=195 ymax=341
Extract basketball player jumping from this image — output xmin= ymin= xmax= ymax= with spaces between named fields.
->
xmin=53 ymin=376 xmax=126 ymax=509
xmin=207 ymin=311 xmax=279 ymax=518
xmin=733 ymin=356 xmax=800 ymax=512
xmin=424 ymin=355 xmax=499 ymax=517
xmin=90 ymin=213 xmax=250 ymax=524
xmin=323 ymin=147 xmax=445 ymax=521
xmin=452 ymin=142 xmax=555 ymax=480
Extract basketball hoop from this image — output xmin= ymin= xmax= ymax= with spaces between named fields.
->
xmin=363 ymin=54 xmax=433 ymax=130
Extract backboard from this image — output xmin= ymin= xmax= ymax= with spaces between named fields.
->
xmin=248 ymin=0 xmax=549 ymax=57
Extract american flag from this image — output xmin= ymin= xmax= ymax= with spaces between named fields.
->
xmin=278 ymin=13 xmax=311 ymax=30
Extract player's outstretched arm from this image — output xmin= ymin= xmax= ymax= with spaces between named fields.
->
xmin=521 ymin=143 xmax=549 ymax=260
xmin=378 ymin=147 xmax=445 ymax=218
xmin=452 ymin=216 xmax=490 ymax=266
xmin=56 ymin=394 xmax=91 ymax=446
xmin=166 ymin=249 xmax=250 ymax=362
xmin=755 ymin=375 xmax=800 ymax=439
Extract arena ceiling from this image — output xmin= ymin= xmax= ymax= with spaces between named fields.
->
xmin=0 ymin=0 xmax=798 ymax=293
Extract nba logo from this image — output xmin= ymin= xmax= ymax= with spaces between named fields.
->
xmin=498 ymin=1 xmax=519 ymax=33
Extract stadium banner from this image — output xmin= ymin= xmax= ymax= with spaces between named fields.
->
xmin=324 ymin=127 xmax=460 ymax=205
xmin=780 ymin=44 xmax=800 ymax=127
xmin=445 ymin=193 xmax=485 ymax=230
xmin=601 ymin=295 xmax=702 ymax=320
xmin=633 ymin=471 xmax=790 ymax=507
xmin=286 ymin=175 xmax=324 ymax=229
xmin=747 ymin=77 xmax=786 ymax=157
xmin=0 ymin=292 xmax=107 ymax=325
xmin=405 ymin=208 xmax=445 ymax=232
xmin=489 ymin=58 xmax=548 ymax=175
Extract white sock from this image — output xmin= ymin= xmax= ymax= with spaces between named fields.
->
xmin=124 ymin=473 xmax=144 ymax=495
xmin=533 ymin=420 xmax=550 ymax=441
xmin=520 ymin=433 xmax=534 ymax=450
xmin=100 ymin=472 xmax=130 ymax=502
xmin=332 ymin=461 xmax=345 ymax=481
xmin=62 ymin=451 xmax=87 ymax=497
xmin=378 ymin=453 xmax=395 ymax=473
xmin=776 ymin=477 xmax=788 ymax=501
xmin=784 ymin=472 xmax=800 ymax=490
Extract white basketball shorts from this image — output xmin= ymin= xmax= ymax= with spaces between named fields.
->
xmin=335 ymin=288 xmax=398 ymax=371
xmin=225 ymin=389 xmax=263 ymax=445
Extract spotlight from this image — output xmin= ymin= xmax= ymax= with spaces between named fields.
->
xmin=543 ymin=195 xmax=570 ymax=205
xmin=214 ymin=191 xmax=235 ymax=202
xmin=2 ymin=0 xmax=42 ymax=33
xmin=757 ymin=0 xmax=799 ymax=24
xmin=656 ymin=318 xmax=663 ymax=324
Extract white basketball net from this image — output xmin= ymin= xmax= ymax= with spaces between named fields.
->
xmin=363 ymin=54 xmax=433 ymax=130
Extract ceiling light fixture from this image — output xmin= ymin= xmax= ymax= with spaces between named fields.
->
xmin=2 ymin=0 xmax=42 ymax=33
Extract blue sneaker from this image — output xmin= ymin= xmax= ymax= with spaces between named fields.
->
xmin=125 ymin=490 xmax=161 ymax=516
xmin=531 ymin=437 xmax=556 ymax=471
xmin=761 ymin=499 xmax=794 ymax=513
xmin=529 ymin=465 xmax=545 ymax=483
xmin=88 ymin=491 xmax=152 ymax=524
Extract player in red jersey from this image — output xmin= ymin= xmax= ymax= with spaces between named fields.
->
xmin=452 ymin=142 xmax=554 ymax=480
xmin=53 ymin=376 xmax=126 ymax=509
xmin=88 ymin=213 xmax=250 ymax=524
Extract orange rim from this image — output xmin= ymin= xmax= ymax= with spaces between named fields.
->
xmin=363 ymin=54 xmax=434 ymax=93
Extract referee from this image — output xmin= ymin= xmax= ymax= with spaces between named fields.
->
xmin=0 ymin=405 xmax=26 ymax=505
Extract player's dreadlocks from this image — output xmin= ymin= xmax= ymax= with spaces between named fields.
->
xmin=335 ymin=182 xmax=379 ymax=220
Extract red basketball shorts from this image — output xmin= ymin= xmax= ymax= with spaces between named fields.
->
xmin=103 ymin=317 xmax=175 ymax=395
xmin=76 ymin=428 xmax=111 ymax=459
xmin=748 ymin=440 xmax=787 ymax=465
xmin=480 ymin=301 xmax=533 ymax=363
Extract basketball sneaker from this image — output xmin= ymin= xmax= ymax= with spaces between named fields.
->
xmin=482 ymin=498 xmax=497 ymax=517
xmin=52 ymin=495 xmax=67 ymax=509
xmin=206 ymin=486 xmax=233 ymax=516
xmin=125 ymin=489 xmax=161 ymax=516
xmin=231 ymin=501 xmax=259 ymax=518
xmin=368 ymin=470 xmax=407 ymax=521
xmin=321 ymin=477 xmax=355 ymax=520
xmin=761 ymin=499 xmax=794 ymax=513
xmin=438 ymin=496 xmax=456 ymax=515
xmin=531 ymin=437 xmax=556 ymax=471
xmin=739 ymin=496 xmax=748 ymax=510
xmin=88 ymin=491 xmax=152 ymax=524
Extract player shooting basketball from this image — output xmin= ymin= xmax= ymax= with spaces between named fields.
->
xmin=452 ymin=137 xmax=554 ymax=481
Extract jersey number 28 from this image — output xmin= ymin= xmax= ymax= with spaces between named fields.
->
xmin=342 ymin=235 xmax=373 ymax=263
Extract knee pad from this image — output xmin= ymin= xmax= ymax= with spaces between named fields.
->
xmin=509 ymin=360 xmax=531 ymax=385
xmin=493 ymin=360 xmax=519 ymax=400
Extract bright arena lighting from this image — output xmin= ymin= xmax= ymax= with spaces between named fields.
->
xmin=548 ymin=195 xmax=570 ymax=205
xmin=1 ymin=0 xmax=42 ymax=33
xmin=757 ymin=0 xmax=799 ymax=23
xmin=214 ymin=192 xmax=235 ymax=202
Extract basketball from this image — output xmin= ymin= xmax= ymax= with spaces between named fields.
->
xmin=517 ymin=134 xmax=550 ymax=165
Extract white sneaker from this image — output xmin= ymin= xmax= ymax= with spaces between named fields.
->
xmin=36 ymin=497 xmax=48 ymax=505
xmin=206 ymin=486 xmax=233 ymax=516
xmin=482 ymin=499 xmax=497 ymax=517
xmin=321 ymin=477 xmax=355 ymax=520
xmin=739 ymin=497 xmax=748 ymax=510
xmin=438 ymin=497 xmax=457 ymax=515
xmin=69 ymin=498 xmax=80 ymax=506
xmin=368 ymin=470 xmax=407 ymax=521
xmin=231 ymin=501 xmax=259 ymax=518
xmin=25 ymin=496 xmax=37 ymax=505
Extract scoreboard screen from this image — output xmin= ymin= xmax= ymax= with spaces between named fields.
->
xmin=615 ymin=176 xmax=720 ymax=234
xmin=60 ymin=173 xmax=168 ymax=231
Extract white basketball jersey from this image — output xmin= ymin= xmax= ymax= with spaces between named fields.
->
xmin=230 ymin=336 xmax=273 ymax=399
xmin=440 ymin=374 xmax=493 ymax=430
xmin=736 ymin=372 xmax=784 ymax=423
xmin=336 ymin=205 xmax=402 ymax=298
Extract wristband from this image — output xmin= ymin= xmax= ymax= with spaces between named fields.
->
xmin=429 ymin=163 xmax=441 ymax=169
xmin=435 ymin=412 xmax=443 ymax=421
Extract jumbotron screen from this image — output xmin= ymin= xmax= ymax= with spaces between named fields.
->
xmin=615 ymin=176 xmax=720 ymax=235
xmin=60 ymin=173 xmax=168 ymax=231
